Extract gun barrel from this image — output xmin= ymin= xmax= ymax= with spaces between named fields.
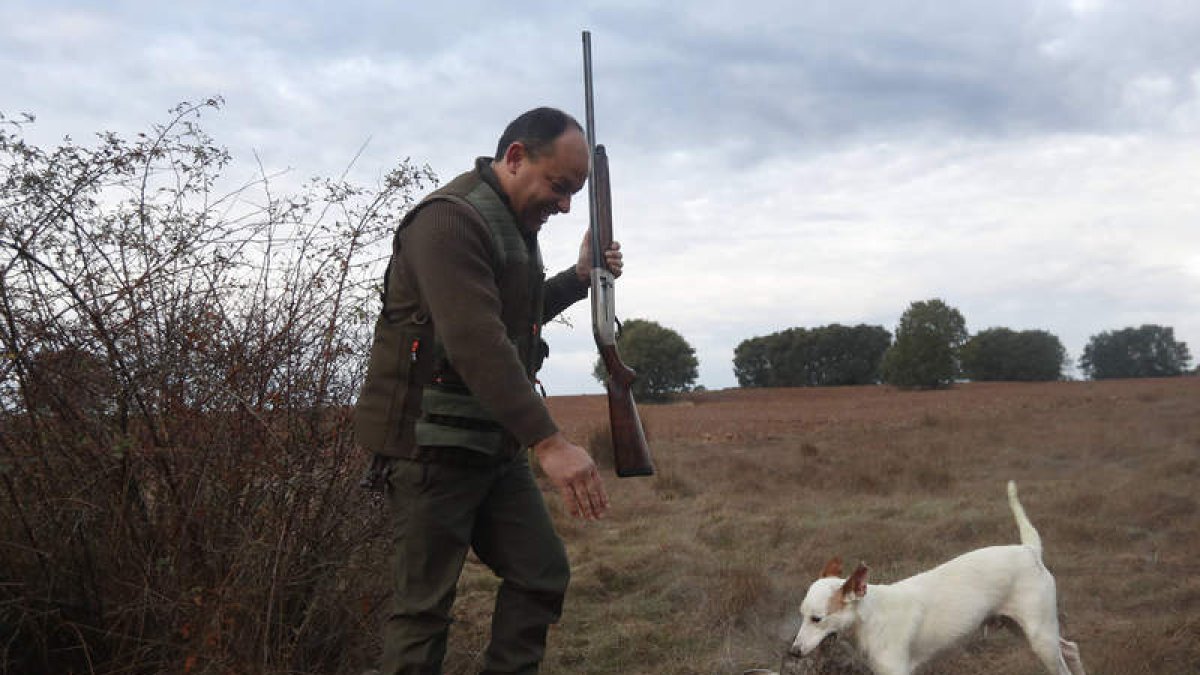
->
xmin=582 ymin=31 xmax=605 ymax=273
xmin=582 ymin=31 xmax=597 ymax=152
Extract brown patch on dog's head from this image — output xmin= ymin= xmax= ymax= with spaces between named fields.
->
xmin=819 ymin=556 xmax=843 ymax=578
xmin=820 ymin=563 xmax=870 ymax=614
xmin=842 ymin=563 xmax=869 ymax=600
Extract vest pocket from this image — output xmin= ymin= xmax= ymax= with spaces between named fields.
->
xmin=414 ymin=387 xmax=507 ymax=456
xmin=354 ymin=319 xmax=433 ymax=454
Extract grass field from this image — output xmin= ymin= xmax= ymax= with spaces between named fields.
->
xmin=432 ymin=378 xmax=1199 ymax=674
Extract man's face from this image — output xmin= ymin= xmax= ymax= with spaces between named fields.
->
xmin=501 ymin=128 xmax=590 ymax=232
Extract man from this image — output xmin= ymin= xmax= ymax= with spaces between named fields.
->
xmin=355 ymin=107 xmax=620 ymax=674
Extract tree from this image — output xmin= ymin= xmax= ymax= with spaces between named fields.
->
xmin=961 ymin=328 xmax=1067 ymax=381
xmin=731 ymin=327 xmax=806 ymax=387
xmin=732 ymin=333 xmax=773 ymax=387
xmin=594 ymin=318 xmax=697 ymax=401
xmin=1080 ymin=325 xmax=1191 ymax=379
xmin=812 ymin=324 xmax=893 ymax=385
xmin=733 ymin=324 xmax=891 ymax=387
xmin=881 ymin=299 xmax=967 ymax=389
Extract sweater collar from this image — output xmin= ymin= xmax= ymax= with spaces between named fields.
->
xmin=475 ymin=157 xmax=536 ymax=238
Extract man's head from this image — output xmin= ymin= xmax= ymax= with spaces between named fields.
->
xmin=492 ymin=107 xmax=589 ymax=233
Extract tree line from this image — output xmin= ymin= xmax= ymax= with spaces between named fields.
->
xmin=732 ymin=324 xmax=892 ymax=388
xmin=603 ymin=299 xmax=1193 ymax=397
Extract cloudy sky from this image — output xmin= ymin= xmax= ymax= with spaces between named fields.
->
xmin=4 ymin=0 xmax=1199 ymax=394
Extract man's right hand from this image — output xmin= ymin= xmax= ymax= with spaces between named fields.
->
xmin=532 ymin=432 xmax=609 ymax=520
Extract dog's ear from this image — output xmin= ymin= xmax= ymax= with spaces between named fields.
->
xmin=842 ymin=562 xmax=869 ymax=599
xmin=819 ymin=557 xmax=843 ymax=578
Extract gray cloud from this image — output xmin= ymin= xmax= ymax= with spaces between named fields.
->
xmin=4 ymin=0 xmax=1198 ymax=392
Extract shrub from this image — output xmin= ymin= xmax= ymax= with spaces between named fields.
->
xmin=0 ymin=101 xmax=433 ymax=673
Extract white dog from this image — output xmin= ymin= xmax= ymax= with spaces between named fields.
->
xmin=787 ymin=481 xmax=1086 ymax=675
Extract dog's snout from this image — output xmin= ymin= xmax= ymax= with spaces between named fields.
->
xmin=787 ymin=631 xmax=809 ymax=658
xmin=790 ymin=632 xmax=837 ymax=658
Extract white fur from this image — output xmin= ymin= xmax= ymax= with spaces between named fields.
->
xmin=789 ymin=481 xmax=1086 ymax=675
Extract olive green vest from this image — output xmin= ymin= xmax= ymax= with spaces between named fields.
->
xmin=354 ymin=168 xmax=546 ymax=458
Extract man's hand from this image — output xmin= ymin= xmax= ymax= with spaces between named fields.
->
xmin=532 ymin=432 xmax=609 ymax=520
xmin=575 ymin=229 xmax=623 ymax=283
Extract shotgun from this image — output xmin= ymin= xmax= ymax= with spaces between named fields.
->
xmin=582 ymin=30 xmax=654 ymax=478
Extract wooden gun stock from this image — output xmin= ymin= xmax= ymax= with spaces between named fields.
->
xmin=598 ymin=345 xmax=653 ymax=477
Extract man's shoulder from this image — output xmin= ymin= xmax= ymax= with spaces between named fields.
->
xmin=405 ymin=195 xmax=484 ymax=231
xmin=399 ymin=195 xmax=496 ymax=261
xmin=414 ymin=193 xmax=474 ymax=216
xmin=405 ymin=166 xmax=486 ymax=224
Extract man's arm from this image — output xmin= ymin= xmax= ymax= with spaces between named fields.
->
xmin=542 ymin=234 xmax=624 ymax=322
xmin=542 ymin=267 xmax=588 ymax=324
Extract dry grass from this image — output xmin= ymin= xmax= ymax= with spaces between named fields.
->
xmin=7 ymin=378 xmax=1194 ymax=673
xmin=437 ymin=378 xmax=1199 ymax=674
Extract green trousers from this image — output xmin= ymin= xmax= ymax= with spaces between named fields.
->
xmin=380 ymin=454 xmax=570 ymax=675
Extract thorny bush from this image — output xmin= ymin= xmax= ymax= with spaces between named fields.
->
xmin=0 ymin=100 xmax=435 ymax=673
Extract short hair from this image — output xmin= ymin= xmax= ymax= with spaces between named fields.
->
xmin=494 ymin=107 xmax=584 ymax=162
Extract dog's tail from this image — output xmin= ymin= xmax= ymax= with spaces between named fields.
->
xmin=1007 ymin=480 xmax=1043 ymax=559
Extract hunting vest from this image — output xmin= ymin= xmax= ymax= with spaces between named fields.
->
xmin=354 ymin=168 xmax=547 ymax=458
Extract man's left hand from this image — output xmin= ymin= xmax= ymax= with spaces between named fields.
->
xmin=532 ymin=432 xmax=609 ymax=520
xmin=575 ymin=230 xmax=623 ymax=282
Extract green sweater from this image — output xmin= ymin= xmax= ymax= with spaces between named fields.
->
xmin=355 ymin=158 xmax=588 ymax=457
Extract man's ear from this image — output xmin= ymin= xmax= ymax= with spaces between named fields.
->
xmin=819 ymin=557 xmax=843 ymax=579
xmin=843 ymin=563 xmax=869 ymax=599
xmin=501 ymin=141 xmax=528 ymax=173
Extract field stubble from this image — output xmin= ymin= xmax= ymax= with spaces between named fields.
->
xmin=445 ymin=379 xmax=1200 ymax=674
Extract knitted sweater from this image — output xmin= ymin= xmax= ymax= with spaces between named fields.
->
xmin=355 ymin=158 xmax=588 ymax=456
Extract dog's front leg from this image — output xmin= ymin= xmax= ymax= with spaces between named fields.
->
xmin=1060 ymin=638 xmax=1086 ymax=675
xmin=866 ymin=650 xmax=915 ymax=675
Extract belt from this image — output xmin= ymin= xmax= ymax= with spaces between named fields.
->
xmin=400 ymin=443 xmax=524 ymax=468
